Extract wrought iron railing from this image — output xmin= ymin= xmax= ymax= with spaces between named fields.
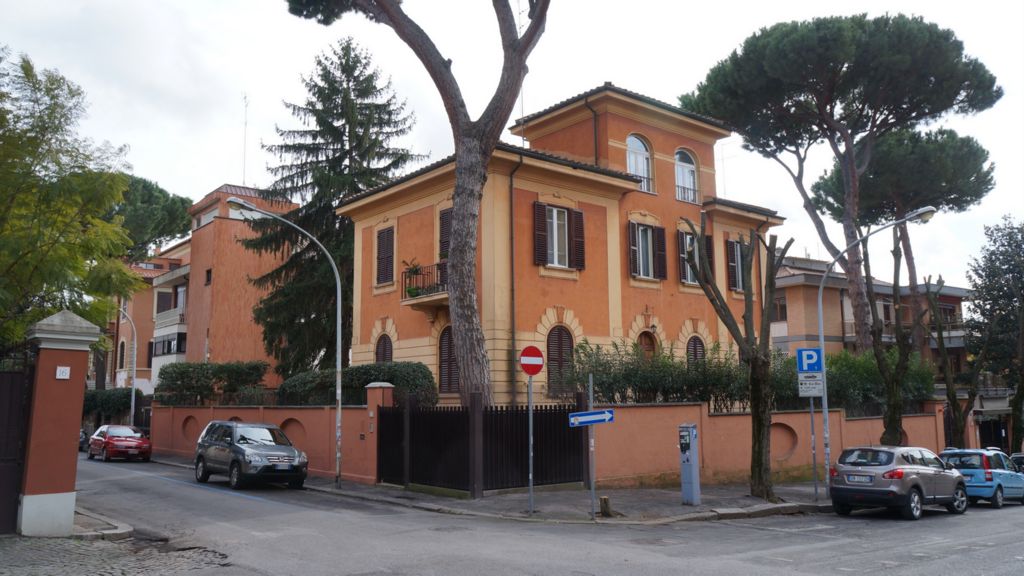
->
xmin=402 ymin=262 xmax=448 ymax=300
xmin=675 ymin=185 xmax=698 ymax=203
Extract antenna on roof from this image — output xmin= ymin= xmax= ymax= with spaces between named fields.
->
xmin=242 ymin=93 xmax=249 ymax=186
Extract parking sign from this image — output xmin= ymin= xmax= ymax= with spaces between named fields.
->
xmin=796 ymin=348 xmax=823 ymax=373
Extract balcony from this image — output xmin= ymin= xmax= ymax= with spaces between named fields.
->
xmin=401 ymin=262 xmax=448 ymax=316
xmin=155 ymin=307 xmax=187 ymax=330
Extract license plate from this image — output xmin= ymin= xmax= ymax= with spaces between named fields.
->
xmin=128 ymin=450 xmax=139 ymax=455
xmin=274 ymin=464 xmax=291 ymax=470
xmin=847 ymin=474 xmax=872 ymax=484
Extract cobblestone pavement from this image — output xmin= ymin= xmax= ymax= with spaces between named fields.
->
xmin=0 ymin=534 xmax=230 ymax=576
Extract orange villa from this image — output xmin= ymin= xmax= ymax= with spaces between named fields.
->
xmin=339 ymin=84 xmax=784 ymax=405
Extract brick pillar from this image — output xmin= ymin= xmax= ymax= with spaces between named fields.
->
xmin=20 ymin=311 xmax=100 ymax=536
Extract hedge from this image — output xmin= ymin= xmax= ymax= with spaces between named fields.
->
xmin=154 ymin=362 xmax=215 ymax=406
xmin=277 ymin=362 xmax=438 ymax=407
xmin=82 ymin=387 xmax=144 ymax=418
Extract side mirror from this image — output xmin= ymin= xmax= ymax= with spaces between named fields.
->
xmin=944 ymin=461 xmax=955 ymax=471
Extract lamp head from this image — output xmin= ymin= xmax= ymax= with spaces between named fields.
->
xmin=906 ymin=205 xmax=937 ymax=223
xmin=225 ymin=196 xmax=254 ymax=210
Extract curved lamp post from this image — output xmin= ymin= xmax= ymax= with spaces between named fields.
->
xmin=226 ymin=197 xmax=344 ymax=489
xmin=818 ymin=205 xmax=937 ymax=496
xmin=120 ymin=308 xmax=138 ymax=427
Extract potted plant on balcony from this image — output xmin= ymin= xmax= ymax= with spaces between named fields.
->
xmin=403 ymin=259 xmax=423 ymax=298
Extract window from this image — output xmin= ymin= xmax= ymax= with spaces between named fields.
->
xmin=674 ymin=150 xmax=698 ymax=203
xmin=438 ymin=326 xmax=459 ymax=394
xmin=375 ymin=335 xmax=393 ymax=363
xmin=773 ymin=297 xmax=788 ymax=322
xmin=138 ymin=262 xmax=164 ymax=270
xmin=533 ymin=202 xmax=585 ymax=270
xmin=686 ymin=336 xmax=706 ymax=363
xmin=156 ymin=291 xmax=174 ymax=314
xmin=628 ymin=222 xmax=666 ymax=280
xmin=152 ymin=333 xmax=187 ymax=357
xmin=205 ymin=268 xmax=212 ymax=285
xmin=197 ymin=208 xmax=217 ymax=228
xmin=677 ymin=232 xmax=699 ymax=283
xmin=118 ymin=341 xmax=126 ymax=369
xmin=546 ymin=326 xmax=574 ymax=397
xmin=637 ymin=331 xmax=658 ymax=360
xmin=146 ymin=341 xmax=153 ymax=368
xmin=726 ymin=239 xmax=744 ymax=291
xmin=376 ymin=227 xmax=394 ymax=285
xmin=626 ymin=135 xmax=653 ymax=193
xmin=174 ymin=285 xmax=187 ymax=310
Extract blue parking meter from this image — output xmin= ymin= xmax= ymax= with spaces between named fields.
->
xmin=680 ymin=423 xmax=701 ymax=505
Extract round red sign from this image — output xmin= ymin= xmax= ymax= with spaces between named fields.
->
xmin=519 ymin=346 xmax=544 ymax=376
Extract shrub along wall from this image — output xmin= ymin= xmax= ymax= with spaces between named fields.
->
xmin=276 ymin=362 xmax=438 ymax=407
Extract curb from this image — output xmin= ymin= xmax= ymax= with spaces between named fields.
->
xmin=152 ymin=457 xmax=828 ymax=526
xmin=73 ymin=507 xmax=134 ymax=541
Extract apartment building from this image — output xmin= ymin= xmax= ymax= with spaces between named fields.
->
xmin=338 ymin=84 xmax=784 ymax=405
xmin=111 ymin=184 xmax=294 ymax=392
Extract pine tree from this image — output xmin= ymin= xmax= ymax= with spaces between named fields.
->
xmin=243 ymin=38 xmax=420 ymax=378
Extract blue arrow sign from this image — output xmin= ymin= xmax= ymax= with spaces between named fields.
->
xmin=569 ymin=409 xmax=615 ymax=428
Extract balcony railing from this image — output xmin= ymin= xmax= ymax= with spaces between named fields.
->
xmin=675 ymin=185 xmax=698 ymax=203
xmin=402 ymin=262 xmax=448 ymax=301
xmin=154 ymin=307 xmax=187 ymax=329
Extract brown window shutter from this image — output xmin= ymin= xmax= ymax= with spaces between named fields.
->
xmin=653 ymin=226 xmax=667 ymax=280
xmin=439 ymin=327 xmax=459 ymax=394
xmin=677 ymin=230 xmax=686 ymax=282
xmin=533 ymin=202 xmax=547 ymax=265
xmin=375 ymin=335 xmax=393 ymax=363
xmin=726 ymin=239 xmax=738 ymax=290
xmin=570 ymin=209 xmax=585 ymax=270
xmin=376 ymin=227 xmax=394 ymax=284
xmin=704 ymin=235 xmax=714 ymax=281
xmin=439 ymin=208 xmax=452 ymax=259
xmin=686 ymin=336 xmax=706 ymax=363
xmin=628 ymin=222 xmax=639 ymax=277
xmin=546 ymin=326 xmax=574 ymax=396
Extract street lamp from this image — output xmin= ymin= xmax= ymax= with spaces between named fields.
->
xmin=817 ymin=205 xmax=937 ymax=496
xmin=120 ymin=307 xmax=138 ymax=427
xmin=226 ymin=196 xmax=345 ymax=489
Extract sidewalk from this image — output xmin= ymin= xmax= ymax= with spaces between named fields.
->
xmin=72 ymin=507 xmax=134 ymax=540
xmin=152 ymin=453 xmax=832 ymax=525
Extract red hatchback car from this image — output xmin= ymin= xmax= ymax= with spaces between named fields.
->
xmin=87 ymin=425 xmax=151 ymax=462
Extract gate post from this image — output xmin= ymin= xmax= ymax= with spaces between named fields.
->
xmin=468 ymin=391 xmax=483 ymax=499
xmin=20 ymin=311 xmax=99 ymax=536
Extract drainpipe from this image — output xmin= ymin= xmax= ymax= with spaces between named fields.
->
xmin=509 ymin=154 xmax=525 ymax=407
xmin=584 ymin=96 xmax=599 ymax=166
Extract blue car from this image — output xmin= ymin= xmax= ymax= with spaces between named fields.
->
xmin=940 ymin=448 xmax=1024 ymax=508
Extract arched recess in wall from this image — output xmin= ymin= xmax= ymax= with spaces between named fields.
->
xmin=280 ymin=418 xmax=307 ymax=448
xmin=181 ymin=416 xmax=199 ymax=446
xmin=375 ymin=334 xmax=393 ymax=363
xmin=369 ymin=316 xmax=398 ymax=360
xmin=626 ymin=313 xmax=669 ymax=351
xmin=676 ymin=319 xmax=713 ymax=359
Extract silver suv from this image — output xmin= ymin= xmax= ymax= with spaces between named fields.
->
xmin=194 ymin=421 xmax=308 ymax=490
xmin=830 ymin=446 xmax=968 ymax=520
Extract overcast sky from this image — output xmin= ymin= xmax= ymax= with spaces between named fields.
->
xmin=3 ymin=0 xmax=1021 ymax=289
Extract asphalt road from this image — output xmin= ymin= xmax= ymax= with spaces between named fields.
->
xmin=72 ymin=455 xmax=1024 ymax=576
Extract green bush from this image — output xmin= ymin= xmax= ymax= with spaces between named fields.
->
xmin=277 ymin=362 xmax=438 ymax=407
xmin=82 ymin=387 xmax=143 ymax=418
xmin=154 ymin=362 xmax=215 ymax=406
xmin=213 ymin=361 xmax=269 ymax=396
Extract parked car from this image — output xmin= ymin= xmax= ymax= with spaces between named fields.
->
xmin=1011 ymin=453 xmax=1024 ymax=469
xmin=830 ymin=446 xmax=967 ymax=520
xmin=193 ymin=420 xmax=307 ymax=490
xmin=940 ymin=447 xmax=1024 ymax=508
xmin=87 ymin=425 xmax=151 ymax=462
xmin=79 ymin=429 xmax=88 ymax=452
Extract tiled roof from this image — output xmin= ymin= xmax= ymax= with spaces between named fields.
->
xmin=338 ymin=141 xmax=639 ymax=208
xmin=131 ymin=267 xmax=166 ymax=279
xmin=510 ymin=82 xmax=730 ymax=133
xmin=211 ymin=183 xmax=264 ymax=198
xmin=703 ymin=197 xmax=782 ymax=219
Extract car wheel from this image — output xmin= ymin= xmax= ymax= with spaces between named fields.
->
xmin=101 ymin=448 xmax=110 ymax=462
xmin=229 ymin=462 xmax=244 ymax=490
xmin=902 ymin=488 xmax=923 ymax=520
xmin=947 ymin=485 xmax=968 ymax=515
xmin=142 ymin=455 xmax=150 ymax=462
xmin=288 ymin=478 xmax=304 ymax=490
xmin=991 ymin=486 xmax=1004 ymax=509
xmin=195 ymin=458 xmax=210 ymax=483
xmin=833 ymin=503 xmax=852 ymax=516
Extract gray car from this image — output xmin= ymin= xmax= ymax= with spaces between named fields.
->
xmin=830 ymin=446 xmax=968 ymax=520
xmin=194 ymin=421 xmax=308 ymax=490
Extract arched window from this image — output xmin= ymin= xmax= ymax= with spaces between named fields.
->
xmin=118 ymin=341 xmax=126 ymax=369
xmin=627 ymin=135 xmax=653 ymax=193
xmin=375 ymin=334 xmax=393 ymax=363
xmin=438 ymin=326 xmax=459 ymax=394
xmin=686 ymin=336 xmax=706 ymax=363
xmin=546 ymin=326 xmax=574 ymax=397
xmin=637 ymin=331 xmax=657 ymax=360
xmin=675 ymin=149 xmax=698 ymax=203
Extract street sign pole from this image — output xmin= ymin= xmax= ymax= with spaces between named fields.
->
xmin=797 ymin=348 xmax=825 ymax=501
xmin=528 ymin=373 xmax=534 ymax=516
xmin=810 ymin=397 xmax=818 ymax=502
xmin=519 ymin=346 xmax=543 ymax=517
xmin=588 ymin=373 xmax=596 ymax=521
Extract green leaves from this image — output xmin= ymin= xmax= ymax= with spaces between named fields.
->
xmin=108 ymin=175 xmax=192 ymax=262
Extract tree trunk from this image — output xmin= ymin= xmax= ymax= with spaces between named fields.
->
xmin=839 ymin=220 xmax=873 ymax=353
xmin=898 ymin=222 xmax=926 ymax=353
xmin=449 ymin=137 xmax=493 ymax=405
xmin=748 ymin=353 xmax=775 ymax=500
xmin=1011 ymin=292 xmax=1024 ymax=453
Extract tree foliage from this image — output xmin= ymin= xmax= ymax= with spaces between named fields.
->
xmin=108 ymin=175 xmax=191 ymax=262
xmin=243 ymin=38 xmax=419 ymax=378
xmin=680 ymin=14 xmax=1002 ymax=352
xmin=276 ymin=362 xmax=438 ymax=407
xmin=286 ymin=0 xmax=551 ymax=405
xmin=0 ymin=47 xmax=142 ymax=348
xmin=154 ymin=362 xmax=215 ymax=406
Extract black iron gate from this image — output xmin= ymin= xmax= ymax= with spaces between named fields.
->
xmin=0 ymin=347 xmax=34 ymax=534
xmin=378 ymin=403 xmax=585 ymax=492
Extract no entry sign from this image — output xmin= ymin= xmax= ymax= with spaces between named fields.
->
xmin=519 ymin=346 xmax=544 ymax=376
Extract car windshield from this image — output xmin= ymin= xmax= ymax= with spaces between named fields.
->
xmin=235 ymin=426 xmax=290 ymax=446
xmin=107 ymin=426 xmax=144 ymax=438
xmin=943 ymin=453 xmax=984 ymax=469
xmin=838 ymin=449 xmax=893 ymax=467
